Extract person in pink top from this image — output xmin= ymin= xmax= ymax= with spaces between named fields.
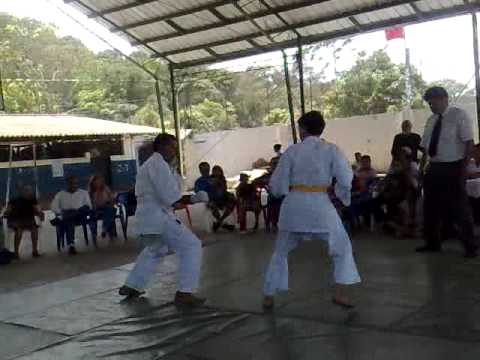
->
xmin=88 ymin=175 xmax=116 ymax=243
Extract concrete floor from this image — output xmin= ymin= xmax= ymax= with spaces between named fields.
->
xmin=1 ymin=229 xmax=480 ymax=359
xmin=0 ymin=226 xmax=480 ymax=360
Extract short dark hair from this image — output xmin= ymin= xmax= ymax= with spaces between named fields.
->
xmin=361 ymin=155 xmax=371 ymax=161
xmin=423 ymin=86 xmax=448 ymax=101
xmin=153 ymin=133 xmax=176 ymax=151
xmin=199 ymin=162 xmax=210 ymax=169
xmin=298 ymin=111 xmax=325 ymax=135
xmin=273 ymin=144 xmax=282 ymax=151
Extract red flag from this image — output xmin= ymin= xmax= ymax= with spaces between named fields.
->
xmin=385 ymin=27 xmax=405 ymax=41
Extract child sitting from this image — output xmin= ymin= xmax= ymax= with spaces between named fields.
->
xmin=236 ymin=173 xmax=261 ymax=233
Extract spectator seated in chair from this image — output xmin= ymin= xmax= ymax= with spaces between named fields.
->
xmin=236 ymin=173 xmax=262 ymax=233
xmin=4 ymin=185 xmax=44 ymax=260
xmin=374 ymin=153 xmax=419 ymax=237
xmin=194 ymin=162 xmax=213 ymax=197
xmin=253 ymin=156 xmax=283 ymax=232
xmin=89 ymin=175 xmax=116 ymax=243
xmin=208 ymin=165 xmax=236 ymax=232
xmin=350 ymin=155 xmax=381 ymax=227
xmin=50 ymin=175 xmax=93 ymax=255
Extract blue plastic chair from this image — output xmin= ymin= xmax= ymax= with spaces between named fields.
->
xmin=52 ymin=215 xmax=91 ymax=252
xmin=115 ymin=191 xmax=136 ymax=241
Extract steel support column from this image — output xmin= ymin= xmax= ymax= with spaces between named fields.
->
xmin=0 ymin=67 xmax=5 ymax=111
xmin=155 ymin=80 xmax=166 ymax=133
xmin=472 ymin=12 xmax=480 ymax=136
xmin=283 ymin=52 xmax=298 ymax=144
xmin=297 ymin=40 xmax=306 ymax=116
xmin=169 ymin=64 xmax=183 ymax=175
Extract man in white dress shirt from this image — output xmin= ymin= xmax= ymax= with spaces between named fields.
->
xmin=262 ymin=111 xmax=361 ymax=309
xmin=51 ymin=175 xmax=92 ymax=255
xmin=119 ymin=134 xmax=206 ymax=306
xmin=417 ymin=86 xmax=478 ymax=258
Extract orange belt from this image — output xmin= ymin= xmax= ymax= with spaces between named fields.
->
xmin=289 ymin=184 xmax=328 ymax=193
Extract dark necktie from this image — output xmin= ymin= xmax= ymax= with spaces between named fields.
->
xmin=428 ymin=114 xmax=443 ymax=158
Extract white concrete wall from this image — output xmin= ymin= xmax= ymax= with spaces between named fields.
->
xmin=183 ymin=104 xmax=479 ymax=189
xmin=183 ymin=125 xmax=293 ymax=188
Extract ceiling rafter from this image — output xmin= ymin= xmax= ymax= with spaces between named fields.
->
xmin=154 ymin=0 xmax=417 ymax=58
xmin=88 ymin=0 xmax=160 ymax=17
xmin=129 ymin=0 xmax=328 ymax=44
xmin=63 ymin=0 xmax=174 ymax=63
xmin=173 ymin=2 xmax=480 ymax=68
xmin=111 ymin=0 xmax=234 ymax=32
xmin=257 ymin=0 xmax=302 ymax=39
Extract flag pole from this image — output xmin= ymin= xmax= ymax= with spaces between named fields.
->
xmin=404 ymin=30 xmax=412 ymax=110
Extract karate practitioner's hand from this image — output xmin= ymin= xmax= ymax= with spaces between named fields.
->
xmin=190 ymin=191 xmax=209 ymax=204
xmin=175 ymin=195 xmax=193 ymax=205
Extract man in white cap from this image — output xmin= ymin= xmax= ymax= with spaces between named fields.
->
xmin=262 ymin=111 xmax=361 ymax=309
xmin=119 ymin=133 xmax=207 ymax=305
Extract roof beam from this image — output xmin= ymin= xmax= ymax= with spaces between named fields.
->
xmin=257 ymin=0 xmax=302 ymax=39
xmin=111 ymin=0 xmax=233 ymax=32
xmin=128 ymin=0 xmax=327 ymax=42
xmin=63 ymin=0 xmax=173 ymax=62
xmin=154 ymin=0 xmax=417 ymax=58
xmin=409 ymin=3 xmax=425 ymax=19
xmin=88 ymin=0 xmax=159 ymax=18
xmin=173 ymin=2 xmax=480 ymax=68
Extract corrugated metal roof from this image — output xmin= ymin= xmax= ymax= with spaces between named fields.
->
xmin=66 ymin=0 xmax=480 ymax=68
xmin=0 ymin=114 xmax=162 ymax=139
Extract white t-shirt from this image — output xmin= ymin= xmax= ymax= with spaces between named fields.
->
xmin=421 ymin=105 xmax=474 ymax=163
xmin=51 ymin=189 xmax=92 ymax=214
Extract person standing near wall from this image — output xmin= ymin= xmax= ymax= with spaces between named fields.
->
xmin=417 ymin=86 xmax=478 ymax=258
xmin=391 ymin=120 xmax=424 ymax=162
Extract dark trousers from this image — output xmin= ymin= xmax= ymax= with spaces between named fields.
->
xmin=423 ymin=161 xmax=477 ymax=252
xmin=60 ymin=206 xmax=91 ymax=246
xmin=90 ymin=206 xmax=116 ymax=238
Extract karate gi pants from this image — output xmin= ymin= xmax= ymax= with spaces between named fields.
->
xmin=125 ymin=216 xmax=202 ymax=292
xmin=263 ymin=229 xmax=360 ymax=296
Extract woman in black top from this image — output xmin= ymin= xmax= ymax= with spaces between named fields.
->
xmin=209 ymin=165 xmax=236 ymax=232
xmin=5 ymin=185 xmax=44 ymax=259
xmin=391 ymin=120 xmax=424 ymax=162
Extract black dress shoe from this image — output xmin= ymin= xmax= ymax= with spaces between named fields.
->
xmin=222 ymin=224 xmax=235 ymax=232
xmin=119 ymin=285 xmax=145 ymax=298
xmin=415 ymin=245 xmax=441 ymax=253
xmin=174 ymin=291 xmax=206 ymax=307
xmin=68 ymin=246 xmax=77 ymax=256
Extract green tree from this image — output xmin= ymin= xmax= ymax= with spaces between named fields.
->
xmin=428 ymin=78 xmax=474 ymax=102
xmin=181 ymin=99 xmax=238 ymax=133
xmin=263 ymin=108 xmax=289 ymax=126
xmin=133 ymin=102 xmax=160 ymax=127
xmin=323 ymin=50 xmax=426 ymax=118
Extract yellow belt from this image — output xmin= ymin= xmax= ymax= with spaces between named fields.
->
xmin=289 ymin=184 xmax=328 ymax=193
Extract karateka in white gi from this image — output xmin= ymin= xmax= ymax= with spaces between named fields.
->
xmin=262 ymin=111 xmax=361 ymax=309
xmin=119 ymin=134 xmax=207 ymax=306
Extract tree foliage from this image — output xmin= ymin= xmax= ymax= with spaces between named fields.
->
xmin=1 ymin=14 xmax=471 ymax=134
xmin=322 ymin=50 xmax=427 ymax=118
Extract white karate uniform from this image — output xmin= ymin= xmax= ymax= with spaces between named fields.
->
xmin=125 ymin=152 xmax=202 ymax=293
xmin=263 ymin=136 xmax=361 ymax=296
